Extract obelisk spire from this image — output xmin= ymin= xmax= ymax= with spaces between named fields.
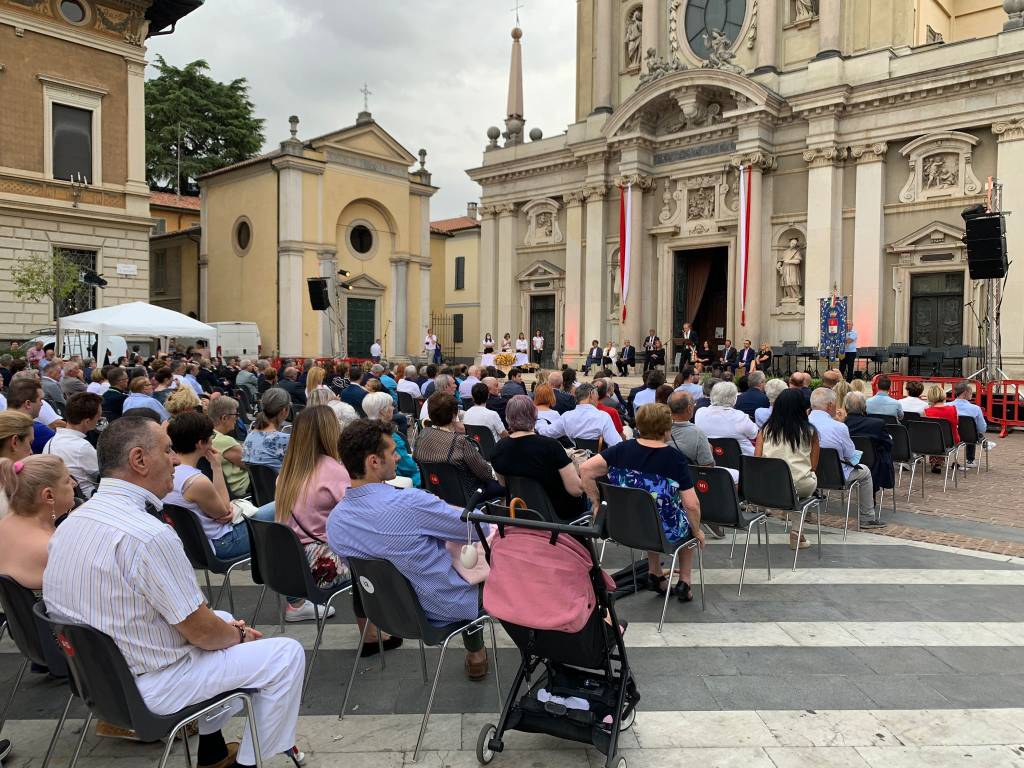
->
xmin=504 ymin=24 xmax=525 ymax=146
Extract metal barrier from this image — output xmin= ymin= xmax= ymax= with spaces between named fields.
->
xmin=984 ymin=380 xmax=1024 ymax=438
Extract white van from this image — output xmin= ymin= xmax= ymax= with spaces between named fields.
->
xmin=209 ymin=322 xmax=262 ymax=358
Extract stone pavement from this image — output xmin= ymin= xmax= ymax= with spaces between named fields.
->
xmin=5 ymin=528 xmax=1024 ymax=767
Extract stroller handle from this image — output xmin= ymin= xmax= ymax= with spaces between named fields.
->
xmin=465 ymin=507 xmax=605 ymax=541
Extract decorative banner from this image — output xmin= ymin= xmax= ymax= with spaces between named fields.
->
xmin=737 ymin=164 xmax=752 ymax=327
xmin=819 ymin=293 xmax=848 ymax=360
xmin=619 ymin=183 xmax=632 ymax=323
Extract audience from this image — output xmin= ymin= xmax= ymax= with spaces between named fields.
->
xmin=398 ymin=365 xmax=422 ymax=400
xmin=865 ymin=375 xmax=903 ymax=418
xmin=667 ymin=391 xmax=714 ymax=469
xmin=695 ymin=381 xmax=759 ymax=456
xmin=123 ymin=375 xmax=171 ymax=421
xmin=42 ymin=392 xmax=102 ymax=498
xmin=208 ymin=396 xmax=250 ymax=500
xmin=278 ymin=366 xmax=308 ymax=406
xmin=843 ymin=390 xmax=895 ymax=505
xmin=533 ymin=383 xmax=566 ymax=439
xmin=362 ymin=391 xmax=421 ymax=488
xmin=101 ymin=367 xmax=129 ymax=422
xmin=547 ymin=371 xmax=576 ymax=414
xmin=735 ymin=370 xmax=769 ymax=422
xmin=593 ymin=378 xmax=626 ymax=438
xmin=308 ymin=386 xmax=359 ymax=431
xmin=580 ymin=403 xmax=704 ymax=601
xmin=899 ymin=380 xmax=928 ymax=415
xmin=923 ymin=383 xmax=961 ymax=469
xmin=630 ymin=369 xmax=664 ymax=413
xmin=951 ymin=380 xmax=987 ymax=468
xmin=152 ymin=368 xmax=175 ymax=404
xmin=755 ymin=377 xmax=788 ymax=428
xmin=808 ymin=388 xmax=875 ymax=523
xmin=165 ymin=385 xmax=202 ymax=417
xmin=419 ymin=374 xmax=458 ymax=423
xmin=60 ymin=361 xmax=87 ymax=400
xmin=242 ymin=388 xmax=292 ymax=472
xmin=562 ymin=383 xmax=622 ymax=448
xmin=0 ymin=411 xmax=34 ymax=462
xmin=463 ymin=382 xmax=508 ymax=443
xmin=7 ymin=378 xmax=55 ymax=454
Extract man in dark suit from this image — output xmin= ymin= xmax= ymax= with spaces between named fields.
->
xmin=581 ymin=341 xmax=604 ymax=375
xmin=679 ymin=322 xmax=699 ymax=351
xmin=737 ymin=339 xmax=757 ymax=374
xmin=720 ymin=339 xmax=739 ymax=373
xmin=641 ymin=329 xmax=660 ymax=373
xmin=278 ymin=366 xmax=307 ymax=406
xmin=617 ymin=340 xmax=636 ymax=376
xmin=735 ymin=371 xmax=770 ymax=422
xmin=547 ymin=371 xmax=576 ymax=414
xmin=844 ymin=391 xmax=893 ymax=526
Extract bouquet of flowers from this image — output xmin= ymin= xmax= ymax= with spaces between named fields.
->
xmin=495 ymin=353 xmax=516 ymax=367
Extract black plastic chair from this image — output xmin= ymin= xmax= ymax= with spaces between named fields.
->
xmin=880 ymin=414 xmax=901 ymax=425
xmin=33 ymin=602 xmax=262 ymax=768
xmin=397 ymin=391 xmax=419 ymax=417
xmin=246 ymin=464 xmax=279 ymax=508
xmin=815 ymin=448 xmax=866 ymax=540
xmin=340 ymin=558 xmax=501 ymax=761
xmin=599 ymin=482 xmax=705 ymax=630
xmin=569 ymin=436 xmax=601 ymax=453
xmin=244 ymin=518 xmax=352 ymax=701
xmin=691 ymin=466 xmax=770 ymax=596
xmin=0 ymin=577 xmax=71 ymax=768
xmin=161 ymin=504 xmax=250 ymax=616
xmin=504 ymin=474 xmax=585 ymax=524
xmin=739 ymin=455 xmax=822 ymax=571
xmin=418 ymin=461 xmax=476 ymax=507
xmin=958 ymin=415 xmax=989 ymax=474
xmin=708 ymin=437 xmax=743 ymax=472
xmin=933 ymin=418 xmax=966 ymax=487
xmin=901 ymin=411 xmax=923 ymax=421
xmin=852 ymin=435 xmax=896 ymax=523
xmin=906 ymin=419 xmax=960 ymax=493
xmin=464 ymin=424 xmax=498 ymax=460
xmin=887 ymin=422 xmax=925 ymax=501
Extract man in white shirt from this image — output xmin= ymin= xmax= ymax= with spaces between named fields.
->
xmin=370 ymin=339 xmax=382 ymax=362
xmin=694 ymin=380 xmax=758 ymax=455
xmin=458 ymin=365 xmax=483 ymax=400
xmin=898 ymin=380 xmax=928 ymax=415
xmin=952 ymin=380 xmax=988 ymax=467
xmin=808 ymin=387 xmax=875 ymax=521
xmin=398 ymin=365 xmax=423 ymax=401
xmin=43 ymin=391 xmax=102 ymax=498
xmin=463 ymin=382 xmax=508 ymax=442
xmin=562 ymin=383 xmax=622 ymax=447
xmin=420 ymin=374 xmax=459 ymax=423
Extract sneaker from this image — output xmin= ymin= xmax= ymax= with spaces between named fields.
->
xmin=288 ymin=745 xmax=306 ymax=765
xmin=284 ymin=601 xmax=336 ymax=623
xmin=966 ymin=460 xmax=978 ymax=469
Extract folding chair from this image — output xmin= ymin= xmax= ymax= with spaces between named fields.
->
xmin=957 ymin=415 xmax=989 ymax=474
xmin=599 ymin=482 xmax=705 ymax=631
xmin=397 ymin=391 xmax=419 ymax=418
xmin=340 ymin=558 xmax=501 ymax=761
xmin=570 ymin=436 xmax=601 ymax=454
xmin=464 ymin=424 xmax=498 ymax=460
xmin=504 ymin=474 xmax=586 ymax=524
xmin=33 ymin=602 xmax=263 ymax=768
xmin=906 ymin=419 xmax=958 ymax=493
xmin=691 ymin=466 xmax=770 ymax=596
xmin=740 ymin=455 xmax=822 ymax=571
xmin=246 ymin=464 xmax=279 ymax=508
xmin=814 ymin=448 xmax=866 ymax=540
xmin=851 ymin=435 xmax=896 ymax=523
xmin=887 ymin=422 xmax=925 ymax=501
xmin=418 ymin=461 xmax=476 ymax=507
xmin=708 ymin=437 xmax=743 ymax=472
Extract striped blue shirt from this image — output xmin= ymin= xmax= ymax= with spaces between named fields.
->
xmin=327 ymin=483 xmax=480 ymax=626
xmin=43 ymin=478 xmax=204 ymax=675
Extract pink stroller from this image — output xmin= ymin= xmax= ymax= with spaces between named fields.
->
xmin=468 ymin=501 xmax=639 ymax=768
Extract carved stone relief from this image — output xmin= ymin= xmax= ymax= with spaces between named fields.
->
xmin=658 ymin=180 xmax=682 ymax=224
xmin=522 ymin=198 xmax=563 ymax=246
xmin=898 ymin=131 xmax=982 ymax=203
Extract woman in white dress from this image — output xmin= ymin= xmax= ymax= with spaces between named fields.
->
xmin=501 ymin=333 xmax=513 ymax=353
xmin=481 ymin=333 xmax=496 ymax=368
xmin=532 ymin=330 xmax=545 ymax=366
xmin=514 ymin=332 xmax=530 ymax=366
xmin=603 ymin=341 xmax=619 ymax=373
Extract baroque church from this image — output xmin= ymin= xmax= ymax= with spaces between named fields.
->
xmin=469 ymin=0 xmax=1024 ymax=373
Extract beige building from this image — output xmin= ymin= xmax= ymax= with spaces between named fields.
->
xmin=0 ymin=0 xmax=199 ymax=342
xmin=148 ymin=191 xmax=200 ymax=316
xmin=469 ymin=0 xmax=1024 ymax=373
xmin=430 ymin=206 xmax=481 ymax=361
xmin=198 ymin=111 xmax=437 ymax=358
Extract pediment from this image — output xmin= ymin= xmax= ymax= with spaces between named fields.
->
xmin=886 ymin=222 xmax=965 ymax=252
xmin=346 ymin=272 xmax=387 ymax=291
xmin=309 ymin=122 xmax=417 ymax=168
xmin=516 ymin=259 xmax=564 ymax=282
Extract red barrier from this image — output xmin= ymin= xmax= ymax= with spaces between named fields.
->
xmin=880 ymin=375 xmax=983 ymax=407
xmin=984 ymin=380 xmax=1024 ymax=438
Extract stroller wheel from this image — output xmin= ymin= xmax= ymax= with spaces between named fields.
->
xmin=476 ymin=723 xmax=498 ymax=765
xmin=613 ymin=756 xmax=627 ymax=768
xmin=619 ymin=705 xmax=636 ymax=731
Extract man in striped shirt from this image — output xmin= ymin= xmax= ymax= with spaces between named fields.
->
xmin=43 ymin=415 xmax=304 ymax=768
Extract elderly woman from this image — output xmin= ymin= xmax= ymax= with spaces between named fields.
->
xmin=491 ymin=394 xmax=585 ymax=519
xmin=533 ymin=383 xmax=566 ymax=439
xmin=694 ymin=380 xmax=759 ymax=455
xmin=308 ymin=386 xmax=359 ymax=431
xmin=242 ymin=387 xmax=291 ymax=471
xmin=755 ymin=377 xmax=789 ymax=427
xmin=581 ymin=403 xmax=704 ymax=601
xmin=165 ymin=384 xmax=202 ymax=417
xmin=923 ymin=384 xmax=959 ymax=473
xmin=362 ymin=391 xmax=421 ymax=487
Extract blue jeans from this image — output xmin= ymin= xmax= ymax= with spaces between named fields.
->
xmin=210 ymin=505 xmax=276 ymax=559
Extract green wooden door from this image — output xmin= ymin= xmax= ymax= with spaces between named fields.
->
xmin=346 ymin=298 xmax=375 ymax=358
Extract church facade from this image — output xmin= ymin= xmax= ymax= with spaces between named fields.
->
xmin=469 ymin=0 xmax=1024 ymax=373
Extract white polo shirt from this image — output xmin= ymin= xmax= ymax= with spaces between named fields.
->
xmin=43 ymin=428 xmax=99 ymax=497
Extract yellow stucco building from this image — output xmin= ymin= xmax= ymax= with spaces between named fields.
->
xmin=429 ymin=207 xmax=481 ymax=361
xmin=198 ymin=110 xmax=436 ymax=358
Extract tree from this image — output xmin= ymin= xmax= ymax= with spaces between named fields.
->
xmin=145 ymin=56 xmax=265 ymax=195
xmin=10 ymin=249 xmax=84 ymax=343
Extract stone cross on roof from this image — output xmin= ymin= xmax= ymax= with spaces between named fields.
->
xmin=360 ymin=83 xmax=373 ymax=112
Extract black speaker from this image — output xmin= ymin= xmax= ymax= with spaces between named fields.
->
xmin=963 ymin=212 xmax=1008 ymax=280
xmin=307 ymin=278 xmax=330 ymax=310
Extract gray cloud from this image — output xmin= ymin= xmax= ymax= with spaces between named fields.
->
xmin=147 ymin=1 xmax=575 ymax=218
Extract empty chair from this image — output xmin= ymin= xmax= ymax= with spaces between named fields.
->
xmin=244 ymin=517 xmax=351 ymax=701
xmin=161 ymin=504 xmax=250 ymax=615
xmin=246 ymin=464 xmax=279 ymax=507
xmin=887 ymin=422 xmax=925 ymax=500
xmin=957 ymin=415 xmax=989 ymax=474
xmin=599 ymin=482 xmax=705 ymax=631
xmin=418 ymin=461 xmax=477 ymax=507
xmin=340 ymin=557 xmax=501 ymax=761
xmin=464 ymin=424 xmax=498 ymax=460
xmin=814 ymin=448 xmax=866 ymax=540
xmin=33 ymin=602 xmax=263 ymax=768
xmin=708 ymin=437 xmax=743 ymax=472
xmin=740 ymin=455 xmax=822 ymax=571
xmin=691 ymin=466 xmax=770 ymax=595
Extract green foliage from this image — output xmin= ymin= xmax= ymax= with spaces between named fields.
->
xmin=145 ymin=56 xmax=265 ymax=194
xmin=10 ymin=249 xmax=81 ymax=310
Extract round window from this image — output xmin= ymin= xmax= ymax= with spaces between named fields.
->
xmin=683 ymin=0 xmax=746 ymax=60
xmin=234 ymin=220 xmax=251 ymax=252
xmin=349 ymin=224 xmax=373 ymax=255
xmin=60 ymin=0 xmax=87 ymax=23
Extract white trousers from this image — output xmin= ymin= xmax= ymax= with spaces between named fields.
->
xmin=136 ymin=612 xmax=304 ymax=765
xmin=846 ymin=464 xmax=875 ymax=516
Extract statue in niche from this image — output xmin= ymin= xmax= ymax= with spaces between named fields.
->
xmin=923 ymin=155 xmax=958 ymax=189
xmin=777 ymin=238 xmax=804 ymax=302
xmin=687 ymin=187 xmax=715 ymax=220
xmin=625 ymin=8 xmax=643 ymax=69
xmin=794 ymin=0 xmax=815 ymax=21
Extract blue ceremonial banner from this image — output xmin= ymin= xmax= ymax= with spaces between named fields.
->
xmin=819 ymin=295 xmax=848 ymax=361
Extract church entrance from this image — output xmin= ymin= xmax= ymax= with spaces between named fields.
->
xmin=529 ymin=294 xmax=556 ymax=367
xmin=910 ymin=271 xmax=964 ymax=373
xmin=346 ymin=297 xmax=375 ymax=358
xmin=672 ymin=247 xmax=729 ymax=353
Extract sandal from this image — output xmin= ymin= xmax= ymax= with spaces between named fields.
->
xmin=675 ymin=581 xmax=694 ymax=603
xmin=648 ymin=573 xmax=669 ymax=596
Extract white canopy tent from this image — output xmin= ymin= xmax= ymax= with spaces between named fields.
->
xmin=60 ymin=302 xmax=218 ymax=363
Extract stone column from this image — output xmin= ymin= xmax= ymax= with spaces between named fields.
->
xmin=277 ymin=247 xmax=304 ymax=355
xmin=124 ymin=59 xmax=149 ymax=215
xmin=583 ymin=186 xmax=608 ymax=352
xmin=618 ymin=174 xmax=655 ymax=346
xmin=993 ymin=117 xmax=1024 ymax=365
xmin=391 ymin=258 xmax=409 ymax=357
xmin=478 ymin=207 xmax=498 ymax=340
xmin=801 ymin=145 xmax=847 ymax=343
xmin=419 ymin=264 xmax=431 ymax=349
xmin=594 ymin=0 xmax=613 ymax=113
xmin=754 ymin=1 xmax=778 ymax=74
xmin=731 ymin=152 xmax=774 ymax=343
xmin=496 ymin=203 xmax=517 ymax=337
xmin=850 ymin=143 xmax=888 ymax=347
xmin=641 ymin=0 xmax=661 ymax=67
xmin=318 ymin=248 xmax=338 ymax=357
xmin=564 ymin=191 xmax=586 ymax=358
xmin=816 ymin=0 xmax=842 ymax=58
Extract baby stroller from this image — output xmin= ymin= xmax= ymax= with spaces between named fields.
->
xmin=467 ymin=500 xmax=639 ymax=768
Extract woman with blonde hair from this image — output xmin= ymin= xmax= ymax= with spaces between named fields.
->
xmin=86 ymin=366 xmax=109 ymax=395
xmin=305 ymin=365 xmax=327 ymax=397
xmin=924 ymin=383 xmax=961 ymax=473
xmin=0 ymin=411 xmax=35 ymax=462
xmin=0 ymin=455 xmax=77 ymax=591
xmin=165 ymin=385 xmax=201 ymax=416
xmin=850 ymin=378 xmax=870 ymax=395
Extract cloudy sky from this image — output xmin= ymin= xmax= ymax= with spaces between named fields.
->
xmin=147 ymin=1 xmax=577 ymax=219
